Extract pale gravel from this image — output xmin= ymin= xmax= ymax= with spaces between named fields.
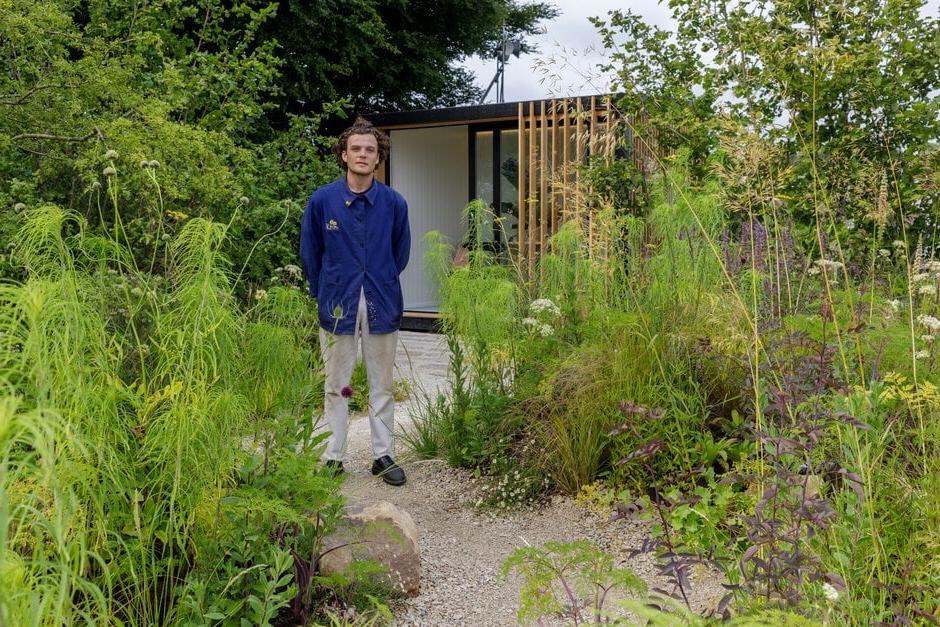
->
xmin=324 ymin=332 xmax=726 ymax=626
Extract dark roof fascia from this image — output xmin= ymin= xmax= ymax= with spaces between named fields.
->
xmin=365 ymin=94 xmax=615 ymax=129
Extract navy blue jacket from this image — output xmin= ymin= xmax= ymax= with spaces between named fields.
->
xmin=299 ymin=177 xmax=411 ymax=334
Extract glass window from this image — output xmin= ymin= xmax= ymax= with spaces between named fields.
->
xmin=498 ymin=129 xmax=519 ymax=250
xmin=471 ymin=131 xmax=495 ymax=246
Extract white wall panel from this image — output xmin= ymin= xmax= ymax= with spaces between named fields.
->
xmin=389 ymin=126 xmax=467 ymax=311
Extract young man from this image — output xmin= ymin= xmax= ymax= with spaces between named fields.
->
xmin=299 ymin=117 xmax=411 ymax=486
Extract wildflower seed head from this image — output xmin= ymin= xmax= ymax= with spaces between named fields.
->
xmin=916 ymin=314 xmax=940 ymax=333
xmin=149 ymin=160 xmax=160 ymax=169
xmin=919 ymin=284 xmax=938 ymax=296
xmin=878 ymin=248 xmax=890 ymax=258
xmin=814 ymin=258 xmax=844 ymax=271
xmin=892 ymin=239 xmax=906 ymax=248
xmin=91 ymin=181 xmax=101 ymax=190
xmin=822 ymin=582 xmax=840 ymax=603
xmin=140 ymin=160 xmax=150 ymax=169
xmin=103 ymin=166 xmax=116 ymax=177
xmin=253 ymin=289 xmax=267 ymax=300
xmin=239 ymin=196 xmax=249 ymax=205
xmin=13 ymin=202 xmax=25 ymax=213
xmin=915 ymin=349 xmax=930 ymax=360
xmin=105 ymin=149 xmax=119 ymax=160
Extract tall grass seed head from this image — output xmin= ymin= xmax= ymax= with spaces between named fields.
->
xmin=870 ymin=170 xmax=890 ymax=229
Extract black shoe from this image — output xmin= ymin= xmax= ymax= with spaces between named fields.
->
xmin=324 ymin=459 xmax=344 ymax=476
xmin=371 ymin=455 xmax=406 ymax=486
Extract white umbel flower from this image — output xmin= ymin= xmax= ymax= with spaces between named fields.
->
xmin=529 ymin=298 xmax=561 ymax=317
xmin=917 ymin=314 xmax=940 ymax=333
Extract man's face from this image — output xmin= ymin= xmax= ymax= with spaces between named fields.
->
xmin=342 ymin=133 xmax=380 ymax=176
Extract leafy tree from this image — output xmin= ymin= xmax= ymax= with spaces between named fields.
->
xmin=260 ymin=0 xmax=559 ymax=116
xmin=593 ymin=1 xmax=940 ymax=243
xmin=0 ymin=0 xmax=335 ymax=286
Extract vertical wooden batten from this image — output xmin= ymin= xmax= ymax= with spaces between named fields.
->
xmin=588 ymin=96 xmax=598 ymax=254
xmin=550 ymin=98 xmax=559 ymax=241
xmin=575 ymin=97 xmax=584 ymax=228
xmin=605 ymin=96 xmax=614 ymax=165
xmin=527 ymin=100 xmax=537 ymax=280
xmin=561 ymin=98 xmax=570 ymax=221
xmin=517 ymin=102 xmax=525 ymax=264
xmin=539 ymin=100 xmax=548 ymax=262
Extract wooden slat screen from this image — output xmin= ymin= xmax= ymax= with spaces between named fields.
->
xmin=514 ymin=95 xmax=659 ymax=280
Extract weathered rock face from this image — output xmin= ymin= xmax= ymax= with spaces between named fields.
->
xmin=319 ymin=499 xmax=421 ymax=596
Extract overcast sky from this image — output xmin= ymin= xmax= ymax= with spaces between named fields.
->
xmin=461 ymin=0 xmax=940 ymax=104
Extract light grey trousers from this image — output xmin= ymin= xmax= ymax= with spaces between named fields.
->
xmin=320 ymin=289 xmax=398 ymax=461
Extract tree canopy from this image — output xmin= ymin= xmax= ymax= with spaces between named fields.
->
xmin=260 ymin=0 xmax=558 ymax=118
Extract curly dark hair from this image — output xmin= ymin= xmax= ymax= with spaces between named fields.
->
xmin=332 ymin=117 xmax=390 ymax=170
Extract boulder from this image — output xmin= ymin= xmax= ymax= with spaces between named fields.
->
xmin=318 ymin=499 xmax=421 ymax=596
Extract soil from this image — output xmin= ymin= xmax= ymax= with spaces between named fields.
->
xmin=329 ymin=331 xmax=726 ymax=626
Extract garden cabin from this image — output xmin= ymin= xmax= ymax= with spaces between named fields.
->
xmin=367 ymin=95 xmax=654 ymax=326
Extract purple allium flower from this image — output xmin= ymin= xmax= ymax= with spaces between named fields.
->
xmin=341 ymin=386 xmax=353 ymax=398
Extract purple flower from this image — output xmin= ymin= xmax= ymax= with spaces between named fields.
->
xmin=341 ymin=386 xmax=353 ymax=398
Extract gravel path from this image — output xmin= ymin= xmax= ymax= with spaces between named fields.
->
xmin=328 ymin=332 xmax=726 ymax=625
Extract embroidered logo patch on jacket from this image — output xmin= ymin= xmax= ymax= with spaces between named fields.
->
xmin=326 ymin=219 xmax=340 ymax=231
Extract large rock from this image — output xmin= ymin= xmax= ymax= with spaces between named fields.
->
xmin=319 ymin=499 xmax=421 ymax=596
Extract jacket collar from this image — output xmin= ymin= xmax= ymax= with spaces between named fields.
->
xmin=340 ymin=175 xmax=379 ymax=206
